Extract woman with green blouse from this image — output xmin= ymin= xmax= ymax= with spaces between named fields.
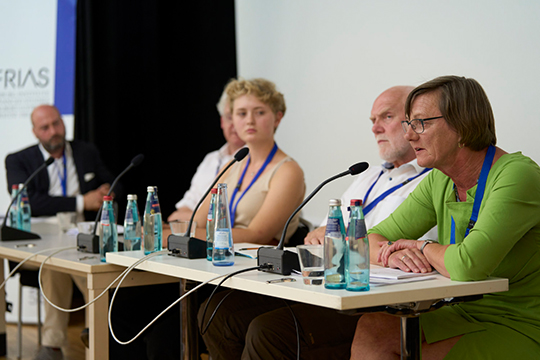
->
xmin=352 ymin=76 xmax=540 ymax=359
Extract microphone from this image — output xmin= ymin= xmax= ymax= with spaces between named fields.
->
xmin=77 ymin=154 xmax=145 ymax=253
xmin=168 ymin=147 xmax=249 ymax=259
xmin=1 ymin=157 xmax=55 ymax=241
xmin=257 ymin=162 xmax=369 ymax=275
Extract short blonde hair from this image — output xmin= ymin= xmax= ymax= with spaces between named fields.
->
xmin=225 ymin=78 xmax=286 ymax=116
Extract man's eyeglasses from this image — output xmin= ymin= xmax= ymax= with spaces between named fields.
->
xmin=401 ymin=116 xmax=444 ymax=134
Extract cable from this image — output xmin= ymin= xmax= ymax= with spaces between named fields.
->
xmin=199 ymin=265 xmax=265 ymax=335
xmin=284 ymin=301 xmax=301 ymax=360
xmin=38 ymin=248 xmax=168 ymax=313
xmin=110 ymin=264 xmax=268 ymax=345
xmin=199 ymin=289 xmax=235 ymax=335
xmin=0 ymin=246 xmax=78 ymax=291
xmin=109 ymin=268 xmax=227 ymax=345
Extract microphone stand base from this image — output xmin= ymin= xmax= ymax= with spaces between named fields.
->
xmin=257 ymin=247 xmax=300 ymax=275
xmin=168 ymin=235 xmax=207 ymax=259
xmin=77 ymin=233 xmax=99 ymax=253
xmin=0 ymin=226 xmax=41 ymax=241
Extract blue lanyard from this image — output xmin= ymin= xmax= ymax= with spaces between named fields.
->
xmin=229 ymin=143 xmax=278 ymax=226
xmin=450 ymin=145 xmax=495 ymax=244
xmin=363 ymin=167 xmax=432 ymax=215
xmin=55 ymin=152 xmax=67 ymax=197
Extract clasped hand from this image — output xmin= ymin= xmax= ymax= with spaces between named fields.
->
xmin=378 ymin=239 xmax=432 ymax=273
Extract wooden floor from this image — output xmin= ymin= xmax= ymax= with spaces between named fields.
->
xmin=0 ymin=310 xmax=85 ymax=360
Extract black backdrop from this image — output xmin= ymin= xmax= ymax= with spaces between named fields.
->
xmin=74 ymin=0 xmax=237 ymax=220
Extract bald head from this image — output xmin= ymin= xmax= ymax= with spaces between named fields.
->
xmin=31 ymin=104 xmax=66 ymax=157
xmin=370 ymin=86 xmax=416 ymax=168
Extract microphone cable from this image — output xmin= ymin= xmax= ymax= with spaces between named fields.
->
xmin=283 ymin=300 xmax=301 ymax=360
xmin=109 ymin=263 xmax=269 ymax=345
xmin=38 ymin=248 xmax=168 ymax=313
xmin=199 ymin=265 xmax=268 ymax=335
xmin=198 ymin=265 xmax=300 ymax=360
xmin=0 ymin=246 xmax=78 ymax=290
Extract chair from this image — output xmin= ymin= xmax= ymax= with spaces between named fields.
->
xmin=284 ymin=218 xmax=312 ymax=247
xmin=8 ymin=261 xmax=42 ymax=360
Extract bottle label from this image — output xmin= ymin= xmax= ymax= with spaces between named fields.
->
xmin=151 ymin=193 xmax=161 ymax=214
xmin=326 ymin=217 xmax=343 ymax=238
xmin=101 ymin=206 xmax=110 ymax=225
xmin=352 ymin=219 xmax=367 ymax=239
xmin=214 ymin=229 xmax=231 ymax=249
xmin=207 ymin=203 xmax=214 ymax=221
xmin=126 ymin=208 xmax=134 ymax=225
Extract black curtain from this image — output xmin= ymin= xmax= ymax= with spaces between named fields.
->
xmin=74 ymin=0 xmax=237 ymax=220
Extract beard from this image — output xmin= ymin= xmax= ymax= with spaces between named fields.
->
xmin=43 ymin=135 xmax=65 ymax=154
xmin=378 ymin=141 xmax=412 ymax=164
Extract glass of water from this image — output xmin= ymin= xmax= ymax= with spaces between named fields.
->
xmin=297 ymin=244 xmax=324 ymax=285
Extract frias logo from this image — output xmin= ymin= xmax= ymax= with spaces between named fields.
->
xmin=0 ymin=67 xmax=50 ymax=88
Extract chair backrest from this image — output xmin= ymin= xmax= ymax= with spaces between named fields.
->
xmin=8 ymin=261 xmax=40 ymax=287
xmin=284 ymin=220 xmax=310 ymax=247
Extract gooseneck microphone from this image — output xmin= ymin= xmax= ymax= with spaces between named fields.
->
xmin=257 ymin=161 xmax=369 ymax=275
xmin=77 ymin=154 xmax=145 ymax=253
xmin=108 ymin=154 xmax=144 ymax=197
xmin=168 ymin=147 xmax=249 ymax=258
xmin=1 ymin=157 xmax=55 ymax=241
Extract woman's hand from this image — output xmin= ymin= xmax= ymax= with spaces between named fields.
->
xmin=379 ymin=239 xmax=432 ymax=273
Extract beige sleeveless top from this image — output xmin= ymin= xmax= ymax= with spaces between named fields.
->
xmin=224 ymin=156 xmax=301 ymax=242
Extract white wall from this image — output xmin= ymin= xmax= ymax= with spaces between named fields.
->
xmin=236 ymin=0 xmax=540 ymax=225
xmin=0 ymin=0 xmax=61 ymax=212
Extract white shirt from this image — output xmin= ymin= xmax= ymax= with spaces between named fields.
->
xmin=38 ymin=142 xmax=84 ymax=214
xmin=322 ymin=159 xmax=438 ymax=240
xmin=175 ymin=144 xmax=233 ymax=210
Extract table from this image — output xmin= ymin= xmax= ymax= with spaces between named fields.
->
xmin=0 ymin=222 xmax=177 ymax=360
xmin=107 ymin=250 xmax=509 ymax=360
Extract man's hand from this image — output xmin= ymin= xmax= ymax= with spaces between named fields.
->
xmin=167 ymin=207 xmax=193 ymax=222
xmin=304 ymin=226 xmax=326 ymax=244
xmin=83 ymin=183 xmax=110 ymax=211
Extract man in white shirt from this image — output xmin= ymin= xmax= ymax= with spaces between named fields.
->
xmin=167 ymin=90 xmax=245 ymax=222
xmin=305 ymin=86 xmax=437 ymax=243
xmin=200 ymin=86 xmax=438 ymax=360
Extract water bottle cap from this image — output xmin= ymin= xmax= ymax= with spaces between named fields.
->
xmin=350 ymin=199 xmax=362 ymax=206
xmin=147 ymin=186 xmax=155 ymax=192
xmin=103 ymin=195 xmax=113 ymax=201
xmin=11 ymin=184 xmax=18 ymax=189
xmin=329 ymin=198 xmax=341 ymax=206
xmin=18 ymin=183 xmax=25 ymax=189
xmin=211 ymin=188 xmax=218 ymax=194
xmin=127 ymin=194 xmax=137 ymax=200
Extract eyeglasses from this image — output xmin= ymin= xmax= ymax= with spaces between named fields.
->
xmin=401 ymin=116 xmax=444 ymax=134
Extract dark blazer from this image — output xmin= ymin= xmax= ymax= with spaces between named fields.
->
xmin=5 ymin=140 xmax=119 ymax=220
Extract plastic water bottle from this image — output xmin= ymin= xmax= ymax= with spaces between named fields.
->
xmin=99 ymin=195 xmax=118 ymax=262
xmin=324 ymin=198 xmax=346 ymax=289
xmin=212 ymin=183 xmax=234 ymax=266
xmin=346 ymin=199 xmax=369 ymax=291
xmin=9 ymin=184 xmax=20 ymax=229
xmin=206 ymin=188 xmax=218 ymax=261
xmin=18 ymin=183 xmax=31 ymax=232
xmin=123 ymin=194 xmax=141 ymax=251
xmin=143 ymin=186 xmax=163 ymax=255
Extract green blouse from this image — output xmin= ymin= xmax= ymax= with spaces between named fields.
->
xmin=369 ymin=152 xmax=540 ymax=356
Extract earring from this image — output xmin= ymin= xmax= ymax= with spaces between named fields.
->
xmin=458 ymin=142 xmax=464 ymax=149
